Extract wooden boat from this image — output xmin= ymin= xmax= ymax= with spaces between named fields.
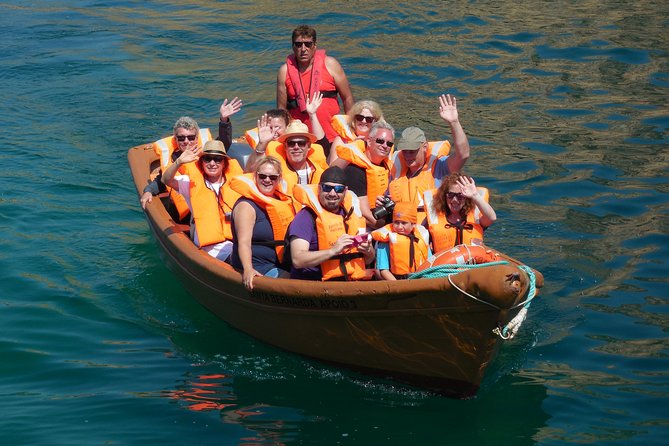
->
xmin=128 ymin=143 xmax=544 ymax=398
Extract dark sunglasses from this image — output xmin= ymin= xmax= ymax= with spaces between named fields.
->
xmin=320 ymin=184 xmax=346 ymax=194
xmin=257 ymin=173 xmax=279 ymax=181
xmin=286 ymin=139 xmax=308 ymax=148
xmin=354 ymin=114 xmax=375 ymax=123
xmin=176 ymin=134 xmax=197 ymax=142
xmin=447 ymin=192 xmax=464 ymax=200
xmin=375 ymin=138 xmax=394 ymax=148
xmin=293 ymin=41 xmax=314 ymax=48
xmin=201 ymin=155 xmax=224 ymax=163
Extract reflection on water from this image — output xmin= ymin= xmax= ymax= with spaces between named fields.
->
xmin=167 ymin=374 xmax=236 ymax=412
xmin=161 ymin=364 xmax=550 ymax=445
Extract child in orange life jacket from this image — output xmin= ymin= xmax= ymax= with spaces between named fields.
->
xmin=371 ymin=201 xmax=432 ymax=280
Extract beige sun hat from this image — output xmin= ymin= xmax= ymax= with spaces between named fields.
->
xmin=276 ymin=120 xmax=317 ymax=144
xmin=202 ymin=140 xmax=228 ymax=156
xmin=396 ymin=127 xmax=427 ymax=151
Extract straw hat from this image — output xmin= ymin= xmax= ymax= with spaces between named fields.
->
xmin=202 ymin=140 xmax=228 ymax=156
xmin=276 ymin=120 xmax=317 ymax=144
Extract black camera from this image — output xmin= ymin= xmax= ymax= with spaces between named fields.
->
xmin=372 ymin=196 xmax=395 ymax=220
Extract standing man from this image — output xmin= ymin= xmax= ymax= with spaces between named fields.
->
xmin=277 ymin=25 xmax=354 ymax=142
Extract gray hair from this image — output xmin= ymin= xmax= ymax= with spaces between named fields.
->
xmin=173 ymin=116 xmax=199 ymax=134
xmin=369 ymin=121 xmax=395 ymax=139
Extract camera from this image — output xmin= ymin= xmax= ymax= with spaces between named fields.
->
xmin=372 ymin=196 xmax=395 ymax=220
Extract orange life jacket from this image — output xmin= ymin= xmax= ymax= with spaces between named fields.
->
xmin=389 ymin=140 xmax=451 ymax=181
xmin=152 ymin=129 xmax=213 ymax=220
xmin=292 ymin=184 xmax=368 ymax=281
xmin=182 ymin=159 xmax=243 ymax=247
xmin=387 ymin=171 xmax=434 ymax=225
xmin=229 ymin=173 xmax=296 ymax=262
xmin=423 ymin=187 xmax=489 ymax=252
xmin=371 ymin=224 xmax=430 ymax=276
xmin=335 ymin=140 xmax=391 ymax=201
xmin=387 ymin=140 xmax=452 ymax=224
xmin=330 ymin=114 xmax=356 ymax=143
xmin=266 ymin=140 xmax=328 ymax=193
xmin=244 ymin=127 xmax=260 ymax=149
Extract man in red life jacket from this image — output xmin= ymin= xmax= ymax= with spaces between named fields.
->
xmin=276 ymin=25 xmax=354 ymax=143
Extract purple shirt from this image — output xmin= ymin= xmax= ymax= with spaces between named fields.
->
xmin=287 ymin=207 xmax=347 ymax=280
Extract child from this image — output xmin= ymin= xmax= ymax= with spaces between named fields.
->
xmin=372 ymin=202 xmax=432 ymax=280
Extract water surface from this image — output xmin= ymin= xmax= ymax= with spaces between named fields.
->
xmin=1 ymin=1 xmax=667 ymax=445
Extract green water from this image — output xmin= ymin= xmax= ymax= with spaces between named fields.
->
xmin=1 ymin=1 xmax=667 ymax=444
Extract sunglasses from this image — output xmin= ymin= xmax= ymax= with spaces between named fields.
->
xmin=201 ymin=155 xmax=224 ymax=164
xmin=447 ymin=192 xmax=464 ymax=200
xmin=374 ymin=138 xmax=394 ymax=148
xmin=355 ymin=114 xmax=375 ymax=124
xmin=176 ymin=134 xmax=197 ymax=142
xmin=293 ymin=41 xmax=314 ymax=48
xmin=320 ymin=184 xmax=346 ymax=194
xmin=286 ymin=139 xmax=308 ymax=148
xmin=257 ymin=173 xmax=279 ymax=181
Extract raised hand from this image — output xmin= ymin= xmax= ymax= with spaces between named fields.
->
xmin=219 ymin=97 xmax=243 ymax=121
xmin=306 ymin=91 xmax=323 ymax=116
xmin=438 ymin=93 xmax=459 ymax=124
xmin=178 ymin=144 xmax=201 ymax=165
xmin=456 ymin=175 xmax=477 ymax=198
xmin=257 ymin=113 xmax=275 ymax=144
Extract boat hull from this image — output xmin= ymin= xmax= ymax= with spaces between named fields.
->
xmin=128 ymin=144 xmax=543 ymax=397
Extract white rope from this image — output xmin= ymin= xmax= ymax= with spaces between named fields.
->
xmin=447 ymin=265 xmax=536 ymax=340
xmin=492 ymin=307 xmax=528 ymax=340
xmin=447 ymin=274 xmax=502 ymax=310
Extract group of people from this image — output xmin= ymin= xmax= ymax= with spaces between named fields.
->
xmin=140 ymin=25 xmax=497 ymax=290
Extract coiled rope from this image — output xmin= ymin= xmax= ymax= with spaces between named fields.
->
xmin=408 ymin=262 xmax=538 ymax=340
xmin=408 ymin=261 xmax=510 ymax=280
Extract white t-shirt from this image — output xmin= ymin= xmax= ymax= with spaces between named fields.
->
xmin=295 ymin=165 xmax=313 ymax=185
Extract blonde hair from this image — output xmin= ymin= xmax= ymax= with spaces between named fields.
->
xmin=253 ymin=155 xmax=283 ymax=177
xmin=347 ymin=100 xmax=384 ymax=126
